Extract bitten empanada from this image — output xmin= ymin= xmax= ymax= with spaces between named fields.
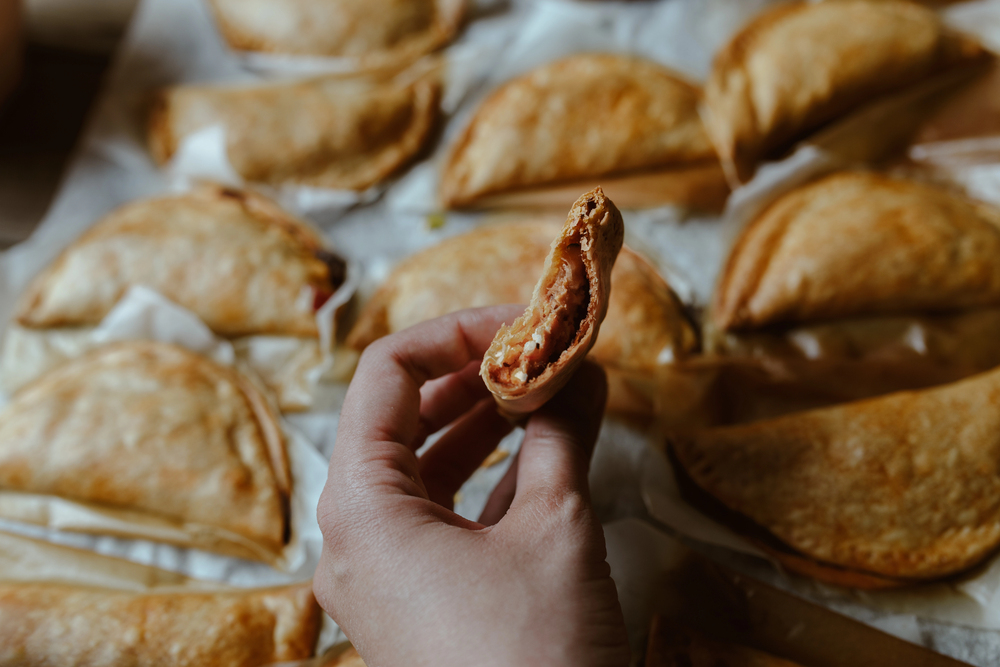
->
xmin=149 ymin=72 xmax=439 ymax=190
xmin=16 ymin=185 xmax=343 ymax=338
xmin=672 ymin=365 xmax=1000 ymax=584
xmin=441 ymin=53 xmax=719 ymax=208
xmin=713 ymin=171 xmax=1000 ymax=331
xmin=0 ymin=341 xmax=290 ymax=559
xmin=0 ymin=532 xmax=321 ymax=666
xmin=346 ymin=221 xmax=696 ymax=376
xmin=481 ymin=189 xmax=624 ymax=417
xmin=705 ymin=0 xmax=984 ymax=182
xmin=208 ymin=0 xmax=465 ymax=68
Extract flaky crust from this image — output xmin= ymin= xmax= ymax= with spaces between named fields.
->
xmin=0 ymin=581 xmax=321 ymax=666
xmin=346 ymin=221 xmax=696 ymax=373
xmin=713 ymin=172 xmax=1000 ymax=331
xmin=16 ymin=185 xmax=333 ymax=338
xmin=149 ymin=72 xmax=440 ymax=191
xmin=480 ymin=188 xmax=624 ymax=417
xmin=208 ymin=0 xmax=465 ymax=68
xmin=672 ymin=365 xmax=1000 ymax=581
xmin=704 ymin=0 xmax=984 ymax=182
xmin=441 ymin=53 xmax=716 ymax=208
xmin=0 ymin=341 xmax=289 ymax=555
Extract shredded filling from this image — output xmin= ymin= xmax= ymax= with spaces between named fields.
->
xmin=490 ymin=242 xmax=590 ymax=385
xmin=312 ymin=250 xmax=349 ymax=311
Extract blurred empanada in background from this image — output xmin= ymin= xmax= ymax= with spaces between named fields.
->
xmin=208 ymin=0 xmax=465 ymax=69
xmin=440 ymin=53 xmax=727 ymax=211
xmin=0 ymin=531 xmax=321 ymax=666
xmin=4 ymin=185 xmax=346 ymax=409
xmin=346 ymin=219 xmax=699 ymax=416
xmin=704 ymin=0 xmax=985 ymax=182
xmin=671 ymin=364 xmax=1000 ymax=588
xmin=0 ymin=341 xmax=291 ymax=562
xmin=149 ymin=70 xmax=440 ymax=190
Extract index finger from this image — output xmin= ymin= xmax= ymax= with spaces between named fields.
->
xmin=334 ymin=304 xmax=523 ymax=470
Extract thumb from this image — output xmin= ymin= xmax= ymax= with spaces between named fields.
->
xmin=511 ymin=360 xmax=607 ymax=506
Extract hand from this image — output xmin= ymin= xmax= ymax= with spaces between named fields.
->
xmin=314 ymin=306 xmax=629 ymax=667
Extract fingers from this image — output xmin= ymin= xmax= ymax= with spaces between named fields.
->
xmin=411 ymin=360 xmax=492 ymax=451
xmin=418 ymin=399 xmax=514 ymax=508
xmin=479 ymin=451 xmax=519 ymax=526
xmin=512 ymin=361 xmax=608 ymax=505
xmin=337 ymin=305 xmax=522 ymax=452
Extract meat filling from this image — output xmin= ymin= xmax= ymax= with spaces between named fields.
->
xmin=490 ymin=243 xmax=590 ymax=385
xmin=312 ymin=250 xmax=349 ymax=311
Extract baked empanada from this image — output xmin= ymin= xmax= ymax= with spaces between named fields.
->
xmin=208 ymin=0 xmax=464 ymax=68
xmin=705 ymin=0 xmax=984 ymax=182
xmin=0 ymin=532 xmax=321 ymax=666
xmin=713 ymin=171 xmax=1000 ymax=331
xmin=149 ymin=71 xmax=439 ymax=190
xmin=481 ymin=188 xmax=624 ymax=417
xmin=672 ymin=365 xmax=1000 ymax=584
xmin=16 ymin=185 xmax=343 ymax=338
xmin=346 ymin=221 xmax=696 ymax=375
xmin=440 ymin=53 xmax=720 ymax=209
xmin=0 ymin=341 xmax=290 ymax=559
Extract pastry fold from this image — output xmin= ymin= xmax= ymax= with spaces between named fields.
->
xmin=480 ymin=188 xmax=624 ymax=417
xmin=0 ymin=531 xmax=321 ymax=667
xmin=713 ymin=171 xmax=1000 ymax=331
xmin=149 ymin=71 xmax=440 ymax=190
xmin=441 ymin=53 xmax=718 ymax=208
xmin=208 ymin=0 xmax=464 ymax=68
xmin=16 ymin=185 xmax=342 ymax=338
xmin=0 ymin=341 xmax=290 ymax=559
xmin=704 ymin=0 xmax=984 ymax=182
xmin=346 ymin=221 xmax=696 ymax=376
xmin=672 ymin=365 xmax=1000 ymax=585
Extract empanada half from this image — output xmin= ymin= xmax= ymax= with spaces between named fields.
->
xmin=0 ymin=341 xmax=290 ymax=557
xmin=671 ymin=365 xmax=1000 ymax=582
xmin=713 ymin=171 xmax=1000 ymax=331
xmin=441 ymin=53 xmax=718 ymax=208
xmin=704 ymin=0 xmax=984 ymax=182
xmin=149 ymin=71 xmax=440 ymax=190
xmin=346 ymin=220 xmax=697 ymax=375
xmin=16 ymin=185 xmax=344 ymax=338
xmin=208 ymin=0 xmax=464 ymax=67
xmin=481 ymin=188 xmax=624 ymax=417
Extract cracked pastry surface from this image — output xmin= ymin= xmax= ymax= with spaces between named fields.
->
xmin=149 ymin=72 xmax=440 ymax=190
xmin=704 ymin=0 xmax=984 ymax=181
xmin=0 ymin=341 xmax=289 ymax=556
xmin=441 ymin=53 xmax=716 ymax=208
xmin=16 ymin=185 xmax=343 ymax=338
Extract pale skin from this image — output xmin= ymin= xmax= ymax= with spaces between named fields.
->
xmin=314 ymin=305 xmax=630 ymax=666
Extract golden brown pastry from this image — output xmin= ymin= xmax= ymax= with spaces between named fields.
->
xmin=0 ymin=582 xmax=320 ymax=666
xmin=646 ymin=620 xmax=803 ymax=667
xmin=440 ymin=53 xmax=719 ymax=208
xmin=671 ymin=364 xmax=1000 ymax=585
xmin=481 ymin=188 xmax=624 ymax=417
xmin=713 ymin=171 xmax=1000 ymax=331
xmin=704 ymin=0 xmax=984 ymax=182
xmin=16 ymin=185 xmax=343 ymax=338
xmin=323 ymin=644 xmax=368 ymax=666
xmin=149 ymin=71 xmax=440 ymax=190
xmin=0 ymin=341 xmax=290 ymax=559
xmin=208 ymin=0 xmax=464 ymax=68
xmin=346 ymin=221 xmax=697 ymax=375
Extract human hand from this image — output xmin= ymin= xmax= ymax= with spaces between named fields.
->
xmin=314 ymin=305 xmax=629 ymax=667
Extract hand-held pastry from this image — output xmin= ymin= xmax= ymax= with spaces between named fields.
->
xmin=149 ymin=72 xmax=440 ymax=190
xmin=671 ymin=365 xmax=1000 ymax=586
xmin=208 ymin=0 xmax=465 ymax=68
xmin=441 ymin=53 xmax=718 ymax=208
xmin=481 ymin=188 xmax=624 ymax=418
xmin=0 ymin=341 xmax=290 ymax=560
xmin=704 ymin=0 xmax=984 ymax=182
xmin=713 ymin=171 xmax=1000 ymax=331
xmin=16 ymin=185 xmax=344 ymax=338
